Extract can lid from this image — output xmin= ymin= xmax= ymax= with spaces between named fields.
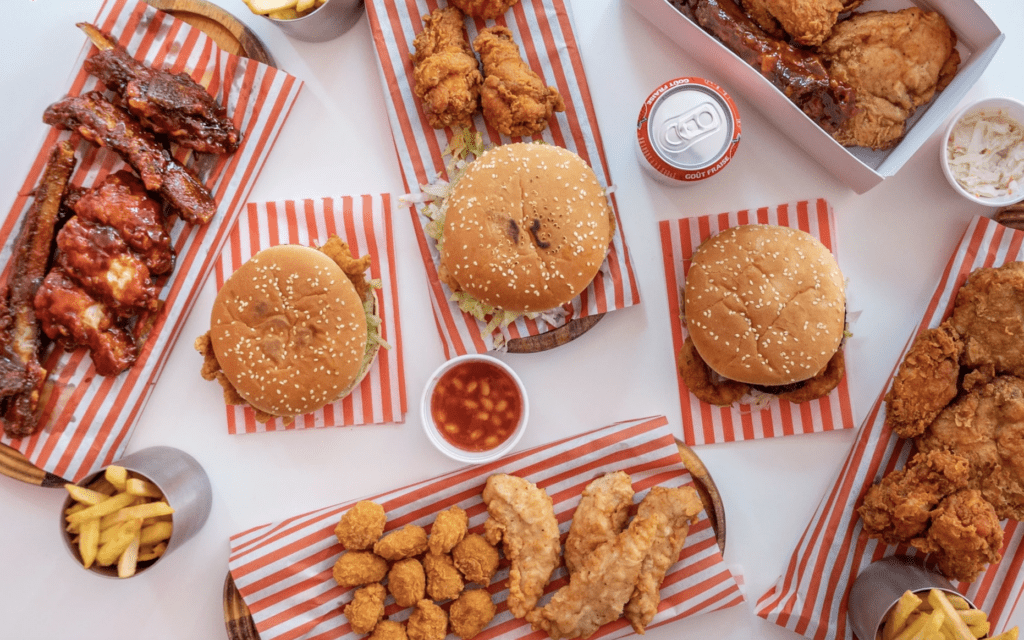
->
xmin=637 ymin=77 xmax=741 ymax=182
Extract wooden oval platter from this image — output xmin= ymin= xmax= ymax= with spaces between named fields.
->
xmin=506 ymin=314 xmax=604 ymax=354
xmin=0 ymin=0 xmax=273 ymax=488
xmin=222 ymin=442 xmax=726 ymax=640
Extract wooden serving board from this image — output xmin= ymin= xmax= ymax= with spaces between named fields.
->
xmin=506 ymin=314 xmax=604 ymax=354
xmin=0 ymin=0 xmax=273 ymax=488
xmin=222 ymin=442 xmax=726 ymax=640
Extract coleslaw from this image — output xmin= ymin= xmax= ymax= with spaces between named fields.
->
xmin=946 ymin=108 xmax=1024 ymax=199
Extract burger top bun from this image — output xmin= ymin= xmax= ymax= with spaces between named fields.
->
xmin=439 ymin=143 xmax=614 ymax=313
xmin=684 ymin=224 xmax=846 ymax=386
xmin=209 ymin=244 xmax=369 ymax=419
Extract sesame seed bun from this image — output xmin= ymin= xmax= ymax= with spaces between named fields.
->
xmin=439 ymin=143 xmax=614 ymax=313
xmin=208 ymin=244 xmax=370 ymax=420
xmin=683 ymin=224 xmax=846 ymax=386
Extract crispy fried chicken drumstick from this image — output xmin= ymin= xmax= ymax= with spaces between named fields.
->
xmin=78 ymin=22 xmax=241 ymax=155
xmin=410 ymin=7 xmax=483 ymax=130
xmin=43 ymin=91 xmax=217 ymax=225
xmin=0 ymin=141 xmax=77 ymax=437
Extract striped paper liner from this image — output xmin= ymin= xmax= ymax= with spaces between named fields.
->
xmin=228 ymin=416 xmax=744 ymax=640
xmin=0 ymin=0 xmax=302 ymax=481
xmin=756 ymin=216 xmax=1024 ymax=640
xmin=365 ymin=0 xmax=640 ymax=357
xmin=658 ymin=199 xmax=855 ymax=446
xmin=213 ymin=196 xmax=406 ymax=433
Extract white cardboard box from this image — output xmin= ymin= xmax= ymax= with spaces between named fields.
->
xmin=628 ymin=0 xmax=1004 ymax=193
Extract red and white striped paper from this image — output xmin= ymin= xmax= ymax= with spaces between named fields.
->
xmin=756 ymin=216 xmax=1024 ymax=640
xmin=365 ymin=0 xmax=640 ymax=357
xmin=658 ymin=199 xmax=856 ymax=446
xmin=228 ymin=416 xmax=744 ymax=640
xmin=0 ymin=0 xmax=302 ymax=482
xmin=213 ymin=196 xmax=406 ymax=433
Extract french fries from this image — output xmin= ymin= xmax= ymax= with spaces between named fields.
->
xmin=879 ymin=589 xmax=1020 ymax=640
xmin=241 ymin=0 xmax=328 ymax=20
xmin=63 ymin=465 xmax=174 ymax=577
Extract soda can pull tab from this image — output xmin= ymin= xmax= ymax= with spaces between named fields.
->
xmin=662 ymin=101 xmax=721 ymax=152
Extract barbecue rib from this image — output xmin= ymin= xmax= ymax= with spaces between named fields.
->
xmin=43 ymin=91 xmax=217 ymax=225
xmin=78 ymin=22 xmax=241 ymax=155
xmin=0 ymin=141 xmax=77 ymax=437
xmin=680 ymin=0 xmax=857 ymax=134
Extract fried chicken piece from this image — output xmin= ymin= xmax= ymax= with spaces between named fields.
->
xmin=564 ymin=472 xmax=635 ymax=575
xmin=819 ymin=8 xmax=960 ymax=150
xmin=430 ymin=505 xmax=469 ymax=555
xmin=858 ymin=450 xmax=971 ymax=544
xmin=34 ymin=270 xmax=137 ymax=376
xmin=624 ymin=486 xmax=703 ymax=634
xmin=335 ymin=500 xmax=387 ymax=550
xmin=55 ymin=216 xmax=161 ymax=313
xmin=424 ymin=551 xmax=465 ymax=601
xmin=370 ymin=621 xmax=408 ymax=640
xmin=527 ymin=511 xmax=665 ymax=639
xmin=318 ymin=235 xmax=373 ymax=302
xmin=453 ymin=533 xmax=500 ymax=584
xmin=375 ymin=525 xmax=429 ymax=561
xmin=917 ymin=375 xmax=1024 ymax=521
xmin=389 ymin=557 xmax=426 ymax=608
xmin=482 ymin=474 xmax=561 ymax=618
xmin=885 ymin=321 xmax=963 ymax=438
xmin=74 ymin=171 xmax=173 ymax=275
xmin=450 ymin=589 xmax=497 ymax=639
xmin=333 ymin=550 xmax=389 ymax=588
xmin=913 ymin=489 xmax=1004 ymax=584
xmin=449 ymin=0 xmax=520 ymax=20
xmin=473 ymin=27 xmax=565 ymax=138
xmin=762 ymin=0 xmax=843 ymax=46
xmin=407 ymin=599 xmax=448 ymax=640
xmin=410 ymin=7 xmax=483 ymax=130
xmin=951 ymin=262 xmax=1024 ymax=378
xmin=677 ymin=337 xmax=750 ymax=406
xmin=344 ymin=583 xmax=387 ymax=634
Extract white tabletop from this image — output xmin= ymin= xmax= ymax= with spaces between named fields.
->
xmin=1 ymin=1 xmax=1022 ymax=638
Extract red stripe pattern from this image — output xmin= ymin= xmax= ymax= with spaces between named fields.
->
xmin=0 ymin=0 xmax=303 ymax=481
xmin=364 ymin=0 xmax=640 ymax=357
xmin=228 ymin=416 xmax=744 ymax=640
xmin=213 ymin=196 xmax=406 ymax=433
xmin=658 ymin=199 xmax=855 ymax=445
xmin=756 ymin=216 xmax=1024 ymax=639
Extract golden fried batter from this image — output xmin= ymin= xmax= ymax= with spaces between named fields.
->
xmin=912 ymin=489 xmax=1003 ymax=584
xmin=370 ymin=620 xmax=409 ymax=640
xmin=676 ymin=337 xmax=749 ymax=406
xmin=374 ymin=525 xmax=429 ymax=561
xmin=452 ymin=534 xmax=500 ymax=585
xmin=449 ymin=589 xmax=497 ymax=639
xmin=335 ymin=500 xmax=387 ymax=550
xmin=429 ymin=505 xmax=469 ymax=555
xmin=410 ymin=6 xmax=483 ymax=130
xmin=563 ymin=471 xmax=634 ymax=575
xmin=884 ymin=321 xmax=963 ymax=438
xmin=449 ymin=0 xmax=520 ymax=20
xmin=776 ymin=348 xmax=846 ymax=404
xmin=344 ymin=583 xmax=386 ymax=634
xmin=407 ymin=599 xmax=448 ymax=640
xmin=388 ymin=558 xmax=426 ymax=608
xmin=333 ymin=551 xmax=389 ymax=588
xmin=319 ymin=235 xmax=373 ymax=302
xmin=951 ymin=262 xmax=1024 ymax=378
xmin=424 ymin=551 xmax=465 ymax=601
xmin=762 ymin=0 xmax=843 ymax=46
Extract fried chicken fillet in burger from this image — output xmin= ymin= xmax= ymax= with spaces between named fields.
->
xmin=195 ymin=237 xmax=383 ymax=423
xmin=678 ymin=224 xmax=847 ymax=406
xmin=436 ymin=142 xmax=615 ymax=315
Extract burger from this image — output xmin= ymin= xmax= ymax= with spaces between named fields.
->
xmin=678 ymin=224 xmax=847 ymax=406
xmin=434 ymin=142 xmax=615 ymax=317
xmin=195 ymin=237 xmax=383 ymax=423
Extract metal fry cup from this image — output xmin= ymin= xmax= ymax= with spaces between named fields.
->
xmin=847 ymin=555 xmax=977 ymax=640
xmin=265 ymin=0 xmax=364 ymax=43
xmin=59 ymin=446 xmax=213 ymax=578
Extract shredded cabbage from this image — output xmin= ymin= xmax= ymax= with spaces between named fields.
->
xmin=947 ymin=109 xmax=1024 ymax=199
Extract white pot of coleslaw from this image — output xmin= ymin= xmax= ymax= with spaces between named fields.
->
xmin=941 ymin=97 xmax=1024 ymax=207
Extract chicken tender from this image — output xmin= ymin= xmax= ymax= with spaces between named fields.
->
xmin=917 ymin=375 xmax=1024 ymax=521
xmin=388 ymin=557 xmax=426 ymax=608
xmin=453 ymin=533 xmax=500 ymax=584
xmin=450 ymin=589 xmax=497 ymax=639
xmin=375 ymin=525 xmax=429 ymax=561
xmin=333 ymin=551 xmax=389 ymax=588
xmin=564 ymin=471 xmax=634 ymax=575
xmin=407 ymin=599 xmax=448 ymax=640
xmin=951 ymin=262 xmax=1024 ymax=378
xmin=335 ymin=501 xmax=387 ymax=550
xmin=344 ymin=583 xmax=387 ymax=634
xmin=429 ymin=505 xmax=469 ymax=555
xmin=482 ymin=474 xmax=561 ymax=618
xmin=424 ymin=551 xmax=465 ymax=601
xmin=410 ymin=7 xmax=483 ymax=130
xmin=449 ymin=0 xmax=520 ymax=20
xmin=370 ymin=620 xmax=409 ymax=640
xmin=885 ymin=321 xmax=963 ymax=438
xmin=820 ymin=8 xmax=960 ymax=150
xmin=761 ymin=0 xmax=843 ymax=46
xmin=623 ymin=486 xmax=703 ymax=634
xmin=913 ymin=489 xmax=1004 ymax=584
xmin=473 ymin=26 xmax=565 ymax=138
xmin=858 ymin=450 xmax=971 ymax=544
